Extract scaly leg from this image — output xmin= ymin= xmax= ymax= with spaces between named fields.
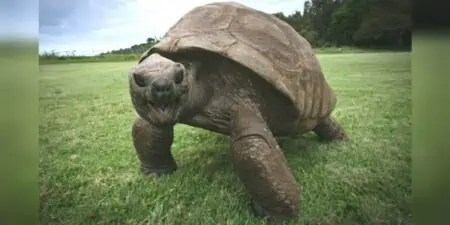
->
xmin=313 ymin=116 xmax=348 ymax=141
xmin=132 ymin=117 xmax=177 ymax=175
xmin=230 ymin=106 xmax=300 ymax=219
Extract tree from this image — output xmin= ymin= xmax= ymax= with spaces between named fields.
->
xmin=330 ymin=3 xmax=361 ymax=46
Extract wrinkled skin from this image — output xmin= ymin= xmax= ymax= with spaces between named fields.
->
xmin=129 ymin=50 xmax=347 ymax=220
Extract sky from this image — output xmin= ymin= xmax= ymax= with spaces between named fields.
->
xmin=36 ymin=0 xmax=305 ymax=56
xmin=0 ymin=0 xmax=38 ymax=39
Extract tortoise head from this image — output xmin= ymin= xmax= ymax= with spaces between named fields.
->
xmin=129 ymin=53 xmax=193 ymax=125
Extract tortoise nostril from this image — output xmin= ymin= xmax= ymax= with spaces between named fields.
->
xmin=152 ymin=78 xmax=174 ymax=96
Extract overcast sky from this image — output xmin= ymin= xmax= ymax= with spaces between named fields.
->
xmin=37 ymin=0 xmax=305 ymax=56
xmin=0 ymin=0 xmax=38 ymax=38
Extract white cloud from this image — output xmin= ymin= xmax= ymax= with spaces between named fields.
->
xmin=39 ymin=0 xmax=305 ymax=56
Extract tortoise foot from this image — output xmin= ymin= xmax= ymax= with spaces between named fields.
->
xmin=314 ymin=116 xmax=348 ymax=142
xmin=251 ymin=199 xmax=270 ymax=219
xmin=140 ymin=164 xmax=176 ymax=176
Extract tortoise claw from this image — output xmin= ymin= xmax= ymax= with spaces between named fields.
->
xmin=140 ymin=165 xmax=176 ymax=176
xmin=251 ymin=199 xmax=270 ymax=219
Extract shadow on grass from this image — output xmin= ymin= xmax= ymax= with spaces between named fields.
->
xmin=173 ymin=130 xmax=335 ymax=179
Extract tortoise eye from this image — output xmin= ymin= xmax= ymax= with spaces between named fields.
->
xmin=133 ymin=73 xmax=146 ymax=87
xmin=174 ymin=71 xmax=184 ymax=84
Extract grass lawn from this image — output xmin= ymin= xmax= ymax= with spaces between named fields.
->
xmin=39 ymin=52 xmax=411 ymax=225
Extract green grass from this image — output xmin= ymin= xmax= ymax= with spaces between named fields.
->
xmin=39 ymin=52 xmax=411 ymax=225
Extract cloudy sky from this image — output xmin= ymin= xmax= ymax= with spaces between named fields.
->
xmin=0 ymin=0 xmax=38 ymax=38
xmin=38 ymin=0 xmax=305 ymax=56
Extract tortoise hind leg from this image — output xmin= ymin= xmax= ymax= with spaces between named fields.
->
xmin=313 ymin=116 xmax=348 ymax=141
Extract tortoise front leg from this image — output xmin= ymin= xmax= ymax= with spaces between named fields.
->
xmin=230 ymin=106 xmax=300 ymax=219
xmin=132 ymin=117 xmax=177 ymax=175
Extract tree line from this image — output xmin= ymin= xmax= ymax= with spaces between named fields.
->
xmin=98 ymin=37 xmax=161 ymax=56
xmin=273 ymin=0 xmax=411 ymax=48
xmin=100 ymin=0 xmax=412 ymax=56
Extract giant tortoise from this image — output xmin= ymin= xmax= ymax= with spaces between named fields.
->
xmin=128 ymin=1 xmax=348 ymax=220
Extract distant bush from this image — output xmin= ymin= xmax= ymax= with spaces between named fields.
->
xmin=39 ymin=36 xmax=160 ymax=65
xmin=39 ymin=53 xmax=140 ymax=64
xmin=39 ymin=46 xmax=408 ymax=65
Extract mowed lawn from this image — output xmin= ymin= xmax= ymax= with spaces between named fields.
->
xmin=39 ymin=52 xmax=411 ymax=225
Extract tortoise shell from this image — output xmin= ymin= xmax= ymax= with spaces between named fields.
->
xmin=140 ymin=1 xmax=336 ymax=119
